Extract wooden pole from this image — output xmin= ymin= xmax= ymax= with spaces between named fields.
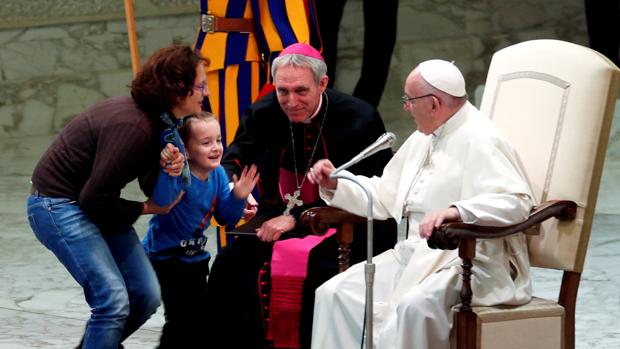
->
xmin=123 ymin=0 xmax=141 ymax=76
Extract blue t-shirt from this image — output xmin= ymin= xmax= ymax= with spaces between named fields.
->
xmin=142 ymin=166 xmax=246 ymax=263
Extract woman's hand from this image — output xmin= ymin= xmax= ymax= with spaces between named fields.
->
xmin=142 ymin=191 xmax=185 ymax=215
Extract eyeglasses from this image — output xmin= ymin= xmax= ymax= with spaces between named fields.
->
xmin=401 ymin=94 xmax=434 ymax=105
xmin=193 ymin=83 xmax=207 ymax=93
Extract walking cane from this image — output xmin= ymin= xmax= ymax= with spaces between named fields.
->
xmin=123 ymin=0 xmax=141 ymax=76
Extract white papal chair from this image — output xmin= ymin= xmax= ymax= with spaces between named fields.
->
xmin=302 ymin=39 xmax=620 ymax=349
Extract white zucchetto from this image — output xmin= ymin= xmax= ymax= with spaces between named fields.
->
xmin=418 ymin=59 xmax=466 ymax=97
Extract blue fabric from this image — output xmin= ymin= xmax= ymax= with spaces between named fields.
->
xmin=160 ymin=111 xmax=192 ymax=186
xmin=26 ymin=195 xmax=161 ymax=349
xmin=237 ymin=62 xmax=252 ymax=118
xmin=267 ymin=0 xmax=298 ymax=47
xmin=195 ymin=0 xmax=208 ymax=51
xmin=143 ymin=166 xmax=246 ymax=263
xmin=248 ymin=0 xmax=269 ymax=58
xmin=218 ymin=70 xmax=228 ymax=146
xmin=224 ymin=32 xmax=250 ymax=67
xmin=224 ymin=1 xmax=250 ymax=66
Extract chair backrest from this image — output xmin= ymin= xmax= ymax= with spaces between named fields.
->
xmin=479 ymin=39 xmax=619 ymax=273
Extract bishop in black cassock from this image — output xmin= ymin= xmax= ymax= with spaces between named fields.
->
xmin=205 ymin=46 xmax=397 ymax=349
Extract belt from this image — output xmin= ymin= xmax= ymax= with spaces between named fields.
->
xmin=201 ymin=15 xmax=255 ymax=34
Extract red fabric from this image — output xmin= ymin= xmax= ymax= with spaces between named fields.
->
xmin=257 ymin=83 xmax=275 ymax=100
xmin=267 ymin=229 xmax=336 ymax=348
xmin=278 ymin=167 xmax=319 ymax=206
xmin=267 ymin=275 xmax=304 ymax=348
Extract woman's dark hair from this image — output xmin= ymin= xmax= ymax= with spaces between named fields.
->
xmin=131 ymin=45 xmax=208 ymax=115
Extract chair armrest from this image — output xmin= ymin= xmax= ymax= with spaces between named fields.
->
xmin=301 ymin=207 xmax=371 ymax=272
xmin=427 ymin=200 xmax=577 ymax=250
xmin=300 ymin=206 xmax=368 ymax=235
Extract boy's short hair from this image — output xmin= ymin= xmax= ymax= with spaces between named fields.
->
xmin=179 ymin=111 xmax=218 ymax=144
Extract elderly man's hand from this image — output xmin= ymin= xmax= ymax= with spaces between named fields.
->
xmin=256 ymin=215 xmax=296 ymax=242
xmin=419 ymin=207 xmax=460 ymax=239
xmin=307 ymin=159 xmax=338 ymax=190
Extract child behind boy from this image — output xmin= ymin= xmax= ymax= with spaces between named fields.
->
xmin=142 ymin=111 xmax=258 ymax=348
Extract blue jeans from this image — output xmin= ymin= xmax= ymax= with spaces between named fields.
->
xmin=27 ymin=195 xmax=161 ymax=349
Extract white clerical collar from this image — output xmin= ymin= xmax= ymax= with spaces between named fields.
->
xmin=428 ymin=101 xmax=471 ymax=147
xmin=436 ymin=101 xmax=471 ymax=138
xmin=432 ymin=123 xmax=445 ymax=140
xmin=303 ymin=93 xmax=324 ymax=124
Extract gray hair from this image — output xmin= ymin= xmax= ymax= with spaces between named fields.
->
xmin=271 ymin=54 xmax=328 ymax=84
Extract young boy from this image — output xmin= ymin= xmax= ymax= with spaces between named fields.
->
xmin=142 ymin=112 xmax=259 ymax=348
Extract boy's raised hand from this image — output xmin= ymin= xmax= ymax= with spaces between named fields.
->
xmin=232 ymin=165 xmax=259 ymax=200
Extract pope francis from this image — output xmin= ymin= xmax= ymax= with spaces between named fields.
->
xmin=307 ymin=59 xmax=535 ymax=349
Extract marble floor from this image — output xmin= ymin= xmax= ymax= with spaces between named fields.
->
xmin=1 ymin=124 xmax=619 ymax=348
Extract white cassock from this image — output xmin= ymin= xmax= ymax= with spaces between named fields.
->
xmin=311 ymin=101 xmax=535 ymax=349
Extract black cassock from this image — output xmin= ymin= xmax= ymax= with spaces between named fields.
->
xmin=206 ymin=89 xmax=397 ymax=349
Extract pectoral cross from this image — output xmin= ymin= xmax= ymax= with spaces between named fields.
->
xmin=284 ymin=189 xmax=303 ymax=216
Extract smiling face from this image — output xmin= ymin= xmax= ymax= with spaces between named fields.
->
xmin=185 ymin=117 xmax=223 ymax=180
xmin=172 ymin=63 xmax=208 ymax=119
xmin=274 ymin=65 xmax=328 ymax=123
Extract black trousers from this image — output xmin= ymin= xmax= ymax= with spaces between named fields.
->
xmin=152 ymin=257 xmax=211 ymax=349
xmin=204 ymin=235 xmax=338 ymax=349
xmin=316 ymin=0 xmax=399 ymax=107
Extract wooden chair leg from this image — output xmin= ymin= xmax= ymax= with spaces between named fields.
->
xmin=456 ymin=238 xmax=477 ymax=349
xmin=559 ymin=271 xmax=581 ymax=349
xmin=336 ymin=223 xmax=354 ymax=272
xmin=455 ymin=310 xmax=477 ymax=349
